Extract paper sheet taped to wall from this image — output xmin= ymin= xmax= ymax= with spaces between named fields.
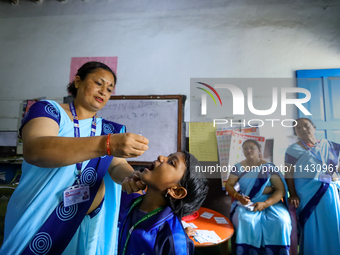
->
xmin=189 ymin=122 xmax=218 ymax=161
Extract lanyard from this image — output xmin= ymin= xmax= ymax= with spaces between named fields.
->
xmin=300 ymin=140 xmax=322 ymax=163
xmin=121 ymin=196 xmax=164 ymax=255
xmin=300 ymin=139 xmax=338 ymax=177
xmin=69 ymin=102 xmax=97 ymax=184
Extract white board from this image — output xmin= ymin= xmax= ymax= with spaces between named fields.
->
xmin=97 ymin=99 xmax=179 ymax=162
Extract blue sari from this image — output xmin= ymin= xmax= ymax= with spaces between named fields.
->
xmin=0 ymin=100 xmax=124 ymax=255
xmin=285 ymin=140 xmax=340 ymax=255
xmin=230 ymin=162 xmax=291 ymax=255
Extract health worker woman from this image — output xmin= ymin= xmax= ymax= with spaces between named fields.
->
xmin=285 ymin=118 xmax=340 ymax=255
xmin=226 ymin=139 xmax=291 ymax=255
xmin=0 ymin=62 xmax=149 ymax=255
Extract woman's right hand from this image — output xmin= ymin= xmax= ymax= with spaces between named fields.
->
xmin=109 ymin=133 xmax=149 ymax=158
xmin=121 ymin=171 xmax=146 ymax=194
xmin=288 ymin=195 xmax=300 ymax=208
xmin=237 ymin=194 xmax=251 ymax=205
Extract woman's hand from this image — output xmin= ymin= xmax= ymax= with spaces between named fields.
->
xmin=288 ymin=195 xmax=300 ymax=208
xmin=253 ymin=202 xmax=267 ymax=212
xmin=121 ymin=171 xmax=146 ymax=194
xmin=236 ymin=194 xmax=251 ymax=205
xmin=109 ymin=133 xmax=149 ymax=158
xmin=184 ymin=226 xmax=196 ymax=237
xmin=285 ymin=163 xmax=300 ymax=208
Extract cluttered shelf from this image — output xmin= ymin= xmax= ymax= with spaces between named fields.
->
xmin=0 ymin=156 xmax=23 ymax=164
xmin=0 ymin=158 xmax=21 ymax=246
xmin=0 ymin=156 xmax=22 ymax=184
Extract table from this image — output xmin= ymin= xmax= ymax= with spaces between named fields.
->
xmin=185 ymin=207 xmax=234 ymax=248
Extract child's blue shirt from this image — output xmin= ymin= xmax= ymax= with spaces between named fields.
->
xmin=118 ymin=195 xmax=194 ymax=255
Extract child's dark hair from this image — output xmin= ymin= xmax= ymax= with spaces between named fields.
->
xmin=67 ymin=61 xmax=117 ymax=98
xmin=166 ymin=151 xmax=209 ymax=219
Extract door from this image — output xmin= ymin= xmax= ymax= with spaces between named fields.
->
xmin=296 ymin=69 xmax=340 ymax=143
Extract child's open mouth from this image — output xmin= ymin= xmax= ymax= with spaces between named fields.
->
xmin=149 ymin=162 xmax=155 ymax=171
xmin=145 ymin=161 xmax=155 ymax=171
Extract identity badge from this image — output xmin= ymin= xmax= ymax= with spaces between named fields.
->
xmin=63 ymin=184 xmax=90 ymax=207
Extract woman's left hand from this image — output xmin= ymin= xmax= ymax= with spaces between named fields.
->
xmin=184 ymin=226 xmax=196 ymax=237
xmin=252 ymin=202 xmax=267 ymax=212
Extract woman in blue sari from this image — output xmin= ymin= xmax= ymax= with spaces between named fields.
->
xmin=285 ymin=118 xmax=340 ymax=255
xmin=0 ymin=62 xmax=149 ymax=255
xmin=226 ymin=139 xmax=291 ymax=255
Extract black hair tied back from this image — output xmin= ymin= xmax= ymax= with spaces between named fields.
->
xmin=166 ymin=151 xmax=209 ymax=219
xmin=67 ymin=61 xmax=117 ymax=98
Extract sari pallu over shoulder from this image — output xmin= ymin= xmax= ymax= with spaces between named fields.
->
xmin=0 ymin=108 xmax=125 ymax=255
xmin=290 ymin=140 xmax=340 ymax=228
xmin=230 ymin=162 xmax=288 ymax=219
xmin=285 ymin=140 xmax=340 ymax=255
xmin=22 ymin=155 xmax=111 ymax=255
xmin=21 ymin=119 xmax=125 ymax=255
xmin=230 ymin=163 xmax=291 ymax=254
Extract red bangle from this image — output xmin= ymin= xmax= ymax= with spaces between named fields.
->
xmin=106 ymin=133 xmax=111 ymax=156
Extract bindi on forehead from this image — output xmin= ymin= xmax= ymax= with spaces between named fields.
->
xmin=98 ymin=77 xmax=113 ymax=86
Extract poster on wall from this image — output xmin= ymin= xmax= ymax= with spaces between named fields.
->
xmin=69 ymin=57 xmax=118 ymax=95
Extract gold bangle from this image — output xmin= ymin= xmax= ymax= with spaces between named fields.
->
xmin=233 ymin=192 xmax=238 ymax=198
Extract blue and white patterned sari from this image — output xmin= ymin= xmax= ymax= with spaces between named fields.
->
xmin=285 ymin=140 xmax=340 ymax=255
xmin=230 ymin=162 xmax=291 ymax=255
xmin=0 ymin=100 xmax=124 ymax=255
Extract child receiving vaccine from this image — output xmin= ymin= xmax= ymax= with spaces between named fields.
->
xmin=118 ymin=151 xmax=209 ymax=255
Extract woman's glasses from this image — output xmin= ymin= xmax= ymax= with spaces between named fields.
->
xmin=243 ymin=146 xmax=258 ymax=151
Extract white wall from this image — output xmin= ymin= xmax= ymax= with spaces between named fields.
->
xmin=0 ymin=0 xmax=339 ymax=146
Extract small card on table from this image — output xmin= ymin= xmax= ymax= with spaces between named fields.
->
xmin=214 ymin=217 xmax=228 ymax=224
xmin=200 ymin=212 xmax=214 ymax=219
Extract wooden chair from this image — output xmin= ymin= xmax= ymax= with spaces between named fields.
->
xmin=288 ymin=203 xmax=298 ymax=255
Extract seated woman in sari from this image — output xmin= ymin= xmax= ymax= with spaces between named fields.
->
xmin=285 ymin=118 xmax=340 ymax=255
xmin=226 ymin=139 xmax=291 ymax=255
